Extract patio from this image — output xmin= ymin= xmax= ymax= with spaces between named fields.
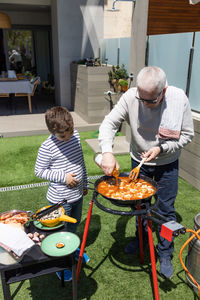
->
xmin=0 ymin=91 xmax=55 ymax=117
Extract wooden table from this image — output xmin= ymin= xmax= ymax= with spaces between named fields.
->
xmin=0 ymin=79 xmax=34 ymax=113
xmin=0 ymin=79 xmax=33 ymax=94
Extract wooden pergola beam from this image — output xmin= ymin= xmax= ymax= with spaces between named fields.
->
xmin=148 ymin=0 xmax=200 ymax=35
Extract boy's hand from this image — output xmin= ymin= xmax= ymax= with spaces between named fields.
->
xmin=65 ymin=173 xmax=78 ymax=187
xmin=83 ymin=188 xmax=88 ymax=196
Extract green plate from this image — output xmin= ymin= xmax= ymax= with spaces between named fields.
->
xmin=33 ymin=220 xmax=64 ymax=231
xmin=41 ymin=232 xmax=80 ymax=257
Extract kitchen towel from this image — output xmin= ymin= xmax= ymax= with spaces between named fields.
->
xmin=0 ymin=223 xmax=34 ymax=257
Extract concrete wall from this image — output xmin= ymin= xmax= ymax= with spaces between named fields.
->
xmin=4 ymin=10 xmax=50 ymax=25
xmin=0 ymin=0 xmax=50 ymax=4
xmin=179 ymin=115 xmax=200 ymax=190
xmin=51 ymin=0 xmax=104 ymax=110
xmin=104 ymin=0 xmax=132 ymax=39
xmin=129 ymin=0 xmax=149 ymax=86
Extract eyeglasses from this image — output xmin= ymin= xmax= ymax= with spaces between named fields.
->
xmin=136 ymin=90 xmax=163 ymax=104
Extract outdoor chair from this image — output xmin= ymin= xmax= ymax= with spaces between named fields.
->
xmin=14 ymin=77 xmax=40 ymax=113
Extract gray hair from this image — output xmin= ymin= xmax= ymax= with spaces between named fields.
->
xmin=136 ymin=66 xmax=167 ymax=94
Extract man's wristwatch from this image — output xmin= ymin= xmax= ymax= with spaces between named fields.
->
xmin=159 ymin=145 xmax=164 ymax=153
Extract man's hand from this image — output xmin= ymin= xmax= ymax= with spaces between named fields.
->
xmin=65 ymin=173 xmax=79 ymax=187
xmin=101 ymin=152 xmax=120 ymax=176
xmin=142 ymin=146 xmax=161 ymax=162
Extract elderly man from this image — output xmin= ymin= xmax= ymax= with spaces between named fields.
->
xmin=98 ymin=66 xmax=194 ymax=278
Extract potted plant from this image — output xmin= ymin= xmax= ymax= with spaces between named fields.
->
xmin=108 ymin=64 xmax=128 ymax=92
xmin=118 ymin=79 xmax=128 ymax=92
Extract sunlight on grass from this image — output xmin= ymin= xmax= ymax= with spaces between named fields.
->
xmin=0 ymin=180 xmax=200 ymax=300
xmin=0 ymin=131 xmax=131 ymax=187
xmin=0 ymin=132 xmax=200 ymax=299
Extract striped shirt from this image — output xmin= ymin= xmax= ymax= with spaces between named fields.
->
xmin=35 ymin=129 xmax=89 ymax=204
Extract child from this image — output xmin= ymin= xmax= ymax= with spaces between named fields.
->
xmin=35 ymin=106 xmax=89 ymax=281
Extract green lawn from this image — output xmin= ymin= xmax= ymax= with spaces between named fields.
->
xmin=0 ymin=132 xmax=200 ymax=300
xmin=0 ymin=131 xmax=130 ymax=187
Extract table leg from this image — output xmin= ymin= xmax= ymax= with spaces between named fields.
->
xmin=1 ymin=271 xmax=12 ymax=300
xmin=72 ymin=257 xmax=77 ymax=300
xmin=9 ymin=93 xmax=15 ymax=115
xmin=27 ymin=94 xmax=32 ymax=113
xmin=61 ymin=270 xmax=65 ymax=287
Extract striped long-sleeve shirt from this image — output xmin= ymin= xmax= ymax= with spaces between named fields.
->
xmin=35 ymin=129 xmax=89 ymax=204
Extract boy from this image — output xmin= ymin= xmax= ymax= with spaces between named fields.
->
xmin=35 ymin=106 xmax=89 ymax=281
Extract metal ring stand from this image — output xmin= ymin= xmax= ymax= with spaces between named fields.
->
xmin=76 ymin=191 xmax=160 ymax=300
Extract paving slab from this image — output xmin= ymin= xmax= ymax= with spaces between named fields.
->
xmin=0 ymin=112 xmax=130 ymax=155
xmin=0 ymin=112 xmax=100 ymax=138
xmin=85 ymin=136 xmax=130 ymax=154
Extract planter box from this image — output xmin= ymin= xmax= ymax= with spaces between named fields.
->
xmin=71 ymin=64 xmax=118 ymax=123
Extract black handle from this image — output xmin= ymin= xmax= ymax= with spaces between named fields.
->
xmin=35 ymin=199 xmax=68 ymax=219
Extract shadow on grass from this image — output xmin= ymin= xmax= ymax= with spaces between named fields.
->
xmin=176 ymin=269 xmax=199 ymax=300
xmin=77 ymin=214 xmax=101 ymax=248
xmin=28 ymin=270 xmax=97 ymax=300
xmin=107 ymin=215 xmax=157 ymax=267
xmin=105 ymin=215 xmax=187 ymax=297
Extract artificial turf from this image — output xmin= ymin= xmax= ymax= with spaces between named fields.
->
xmin=0 ymin=131 xmax=130 ymax=187
xmin=0 ymin=132 xmax=200 ymax=299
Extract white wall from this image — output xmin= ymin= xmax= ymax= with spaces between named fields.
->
xmin=51 ymin=0 xmax=104 ymax=109
xmin=104 ymin=0 xmax=132 ymax=39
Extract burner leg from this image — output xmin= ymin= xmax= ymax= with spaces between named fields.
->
xmin=147 ymin=219 xmax=160 ymax=300
xmin=137 ymin=205 xmax=144 ymax=264
xmin=76 ymin=200 xmax=93 ymax=283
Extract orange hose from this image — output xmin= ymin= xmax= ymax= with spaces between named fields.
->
xmin=179 ymin=228 xmax=200 ymax=298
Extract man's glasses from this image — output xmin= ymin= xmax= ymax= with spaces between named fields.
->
xmin=135 ymin=90 xmax=163 ymax=104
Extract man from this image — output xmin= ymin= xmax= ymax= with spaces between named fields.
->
xmin=98 ymin=66 xmax=194 ymax=278
xmin=9 ymin=49 xmax=22 ymax=73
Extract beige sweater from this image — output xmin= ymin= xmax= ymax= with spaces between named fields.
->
xmin=98 ymin=86 xmax=194 ymax=166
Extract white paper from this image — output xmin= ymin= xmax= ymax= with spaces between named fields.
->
xmin=0 ymin=223 xmax=34 ymax=257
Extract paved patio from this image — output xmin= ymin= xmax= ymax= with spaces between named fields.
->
xmin=0 ymin=112 xmax=130 ymax=154
xmin=0 ymin=112 xmax=101 ymax=138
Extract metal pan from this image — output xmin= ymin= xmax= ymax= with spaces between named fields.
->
xmin=92 ymin=172 xmax=158 ymax=206
xmin=0 ymin=210 xmax=31 ymax=223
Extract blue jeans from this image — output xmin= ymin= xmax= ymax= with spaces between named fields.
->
xmin=132 ymin=158 xmax=178 ymax=258
xmin=49 ymin=197 xmax=83 ymax=233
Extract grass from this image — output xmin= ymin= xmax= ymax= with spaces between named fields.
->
xmin=0 ymin=132 xmax=200 ymax=299
xmin=0 ymin=131 xmax=131 ymax=187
